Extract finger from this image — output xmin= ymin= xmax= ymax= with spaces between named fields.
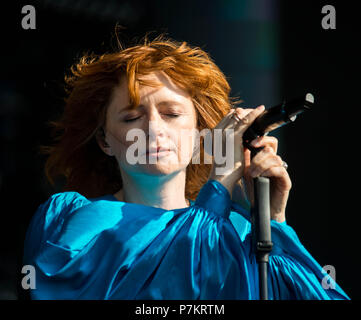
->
xmin=251 ymin=145 xmax=277 ymax=165
xmin=260 ymin=166 xmax=292 ymax=191
xmin=234 ymin=105 xmax=265 ymax=134
xmin=249 ymin=152 xmax=283 ymax=178
xmin=224 ymin=107 xmax=254 ymax=130
xmin=242 ymin=148 xmax=252 ymax=184
xmin=214 ymin=108 xmax=236 ymax=130
xmin=250 ymin=135 xmax=278 ymax=154
xmin=244 ymin=147 xmax=251 ymax=169
xmin=260 ymin=166 xmax=287 ymax=178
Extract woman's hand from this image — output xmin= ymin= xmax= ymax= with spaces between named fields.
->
xmin=208 ymin=105 xmax=265 ymax=196
xmin=243 ymin=135 xmax=292 ymax=223
xmin=208 ymin=106 xmax=292 ymax=223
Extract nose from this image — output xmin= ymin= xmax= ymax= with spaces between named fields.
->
xmin=147 ymin=108 xmax=166 ymax=139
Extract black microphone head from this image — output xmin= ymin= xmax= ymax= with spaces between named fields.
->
xmin=243 ymin=93 xmax=315 ymax=144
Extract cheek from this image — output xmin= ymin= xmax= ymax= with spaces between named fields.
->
xmin=107 ymin=127 xmax=132 ymax=158
xmin=110 ymin=127 xmax=152 ymax=167
xmin=173 ymin=126 xmax=198 ymax=163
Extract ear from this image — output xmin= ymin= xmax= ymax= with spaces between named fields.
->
xmin=95 ymin=128 xmax=114 ymax=156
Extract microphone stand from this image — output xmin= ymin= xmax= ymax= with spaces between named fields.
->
xmin=250 ymin=147 xmax=273 ymax=300
xmin=242 ymin=93 xmax=314 ymax=299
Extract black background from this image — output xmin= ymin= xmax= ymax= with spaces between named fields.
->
xmin=0 ymin=0 xmax=359 ymax=300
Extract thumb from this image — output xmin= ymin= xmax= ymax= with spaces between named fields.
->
xmin=244 ymin=147 xmax=251 ymax=169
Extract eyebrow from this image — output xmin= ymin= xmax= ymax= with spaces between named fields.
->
xmin=118 ymin=100 xmax=185 ymax=113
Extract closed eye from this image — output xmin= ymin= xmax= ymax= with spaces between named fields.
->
xmin=123 ymin=114 xmax=180 ymax=123
xmin=124 ymin=117 xmax=141 ymax=123
xmin=165 ymin=114 xmax=180 ymax=118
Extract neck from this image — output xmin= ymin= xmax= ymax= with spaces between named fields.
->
xmin=116 ymin=170 xmax=189 ymax=210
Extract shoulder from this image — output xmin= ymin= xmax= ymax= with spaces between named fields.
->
xmin=46 ymin=190 xmax=89 ymax=207
xmin=32 ymin=192 xmax=127 ymax=251
xmin=27 ymin=191 xmax=91 ymax=238
xmin=37 ymin=191 xmax=90 ymax=226
xmin=27 ymin=191 xmax=90 ymax=237
xmin=24 ymin=191 xmax=123 ymax=262
xmin=23 ymin=191 xmax=88 ymax=263
xmin=32 ymin=191 xmax=125 ymax=232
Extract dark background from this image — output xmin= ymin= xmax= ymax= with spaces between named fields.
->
xmin=0 ymin=0 xmax=359 ymax=300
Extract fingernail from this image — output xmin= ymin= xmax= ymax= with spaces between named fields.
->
xmin=257 ymin=105 xmax=265 ymax=110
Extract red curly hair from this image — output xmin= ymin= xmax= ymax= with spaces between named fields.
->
xmin=41 ymin=34 xmax=241 ymax=200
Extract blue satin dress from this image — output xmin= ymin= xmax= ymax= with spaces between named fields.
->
xmin=23 ymin=180 xmax=349 ymax=300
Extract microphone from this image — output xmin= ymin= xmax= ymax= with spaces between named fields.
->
xmin=243 ymin=93 xmax=314 ymax=148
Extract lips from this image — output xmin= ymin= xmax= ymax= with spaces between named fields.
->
xmin=146 ymin=147 xmax=171 ymax=154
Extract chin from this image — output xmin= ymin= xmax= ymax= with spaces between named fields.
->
xmin=136 ymin=162 xmax=190 ymax=178
xmin=140 ymin=166 xmax=178 ymax=176
xmin=120 ymin=153 xmax=191 ymax=177
xmin=139 ymin=160 xmax=185 ymax=176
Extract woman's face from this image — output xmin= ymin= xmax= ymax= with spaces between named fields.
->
xmin=102 ymin=72 xmax=198 ymax=178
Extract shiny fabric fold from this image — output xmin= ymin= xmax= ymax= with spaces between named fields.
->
xmin=23 ymin=180 xmax=350 ymax=300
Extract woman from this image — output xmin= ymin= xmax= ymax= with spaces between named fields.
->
xmin=24 ymin=35 xmax=349 ymax=300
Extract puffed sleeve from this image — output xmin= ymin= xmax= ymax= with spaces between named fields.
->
xmin=24 ymin=192 xmax=90 ymax=261
xmin=23 ymin=192 xmax=91 ymax=298
xmin=267 ymin=220 xmax=349 ymax=299
xmin=200 ymin=180 xmax=350 ymax=300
